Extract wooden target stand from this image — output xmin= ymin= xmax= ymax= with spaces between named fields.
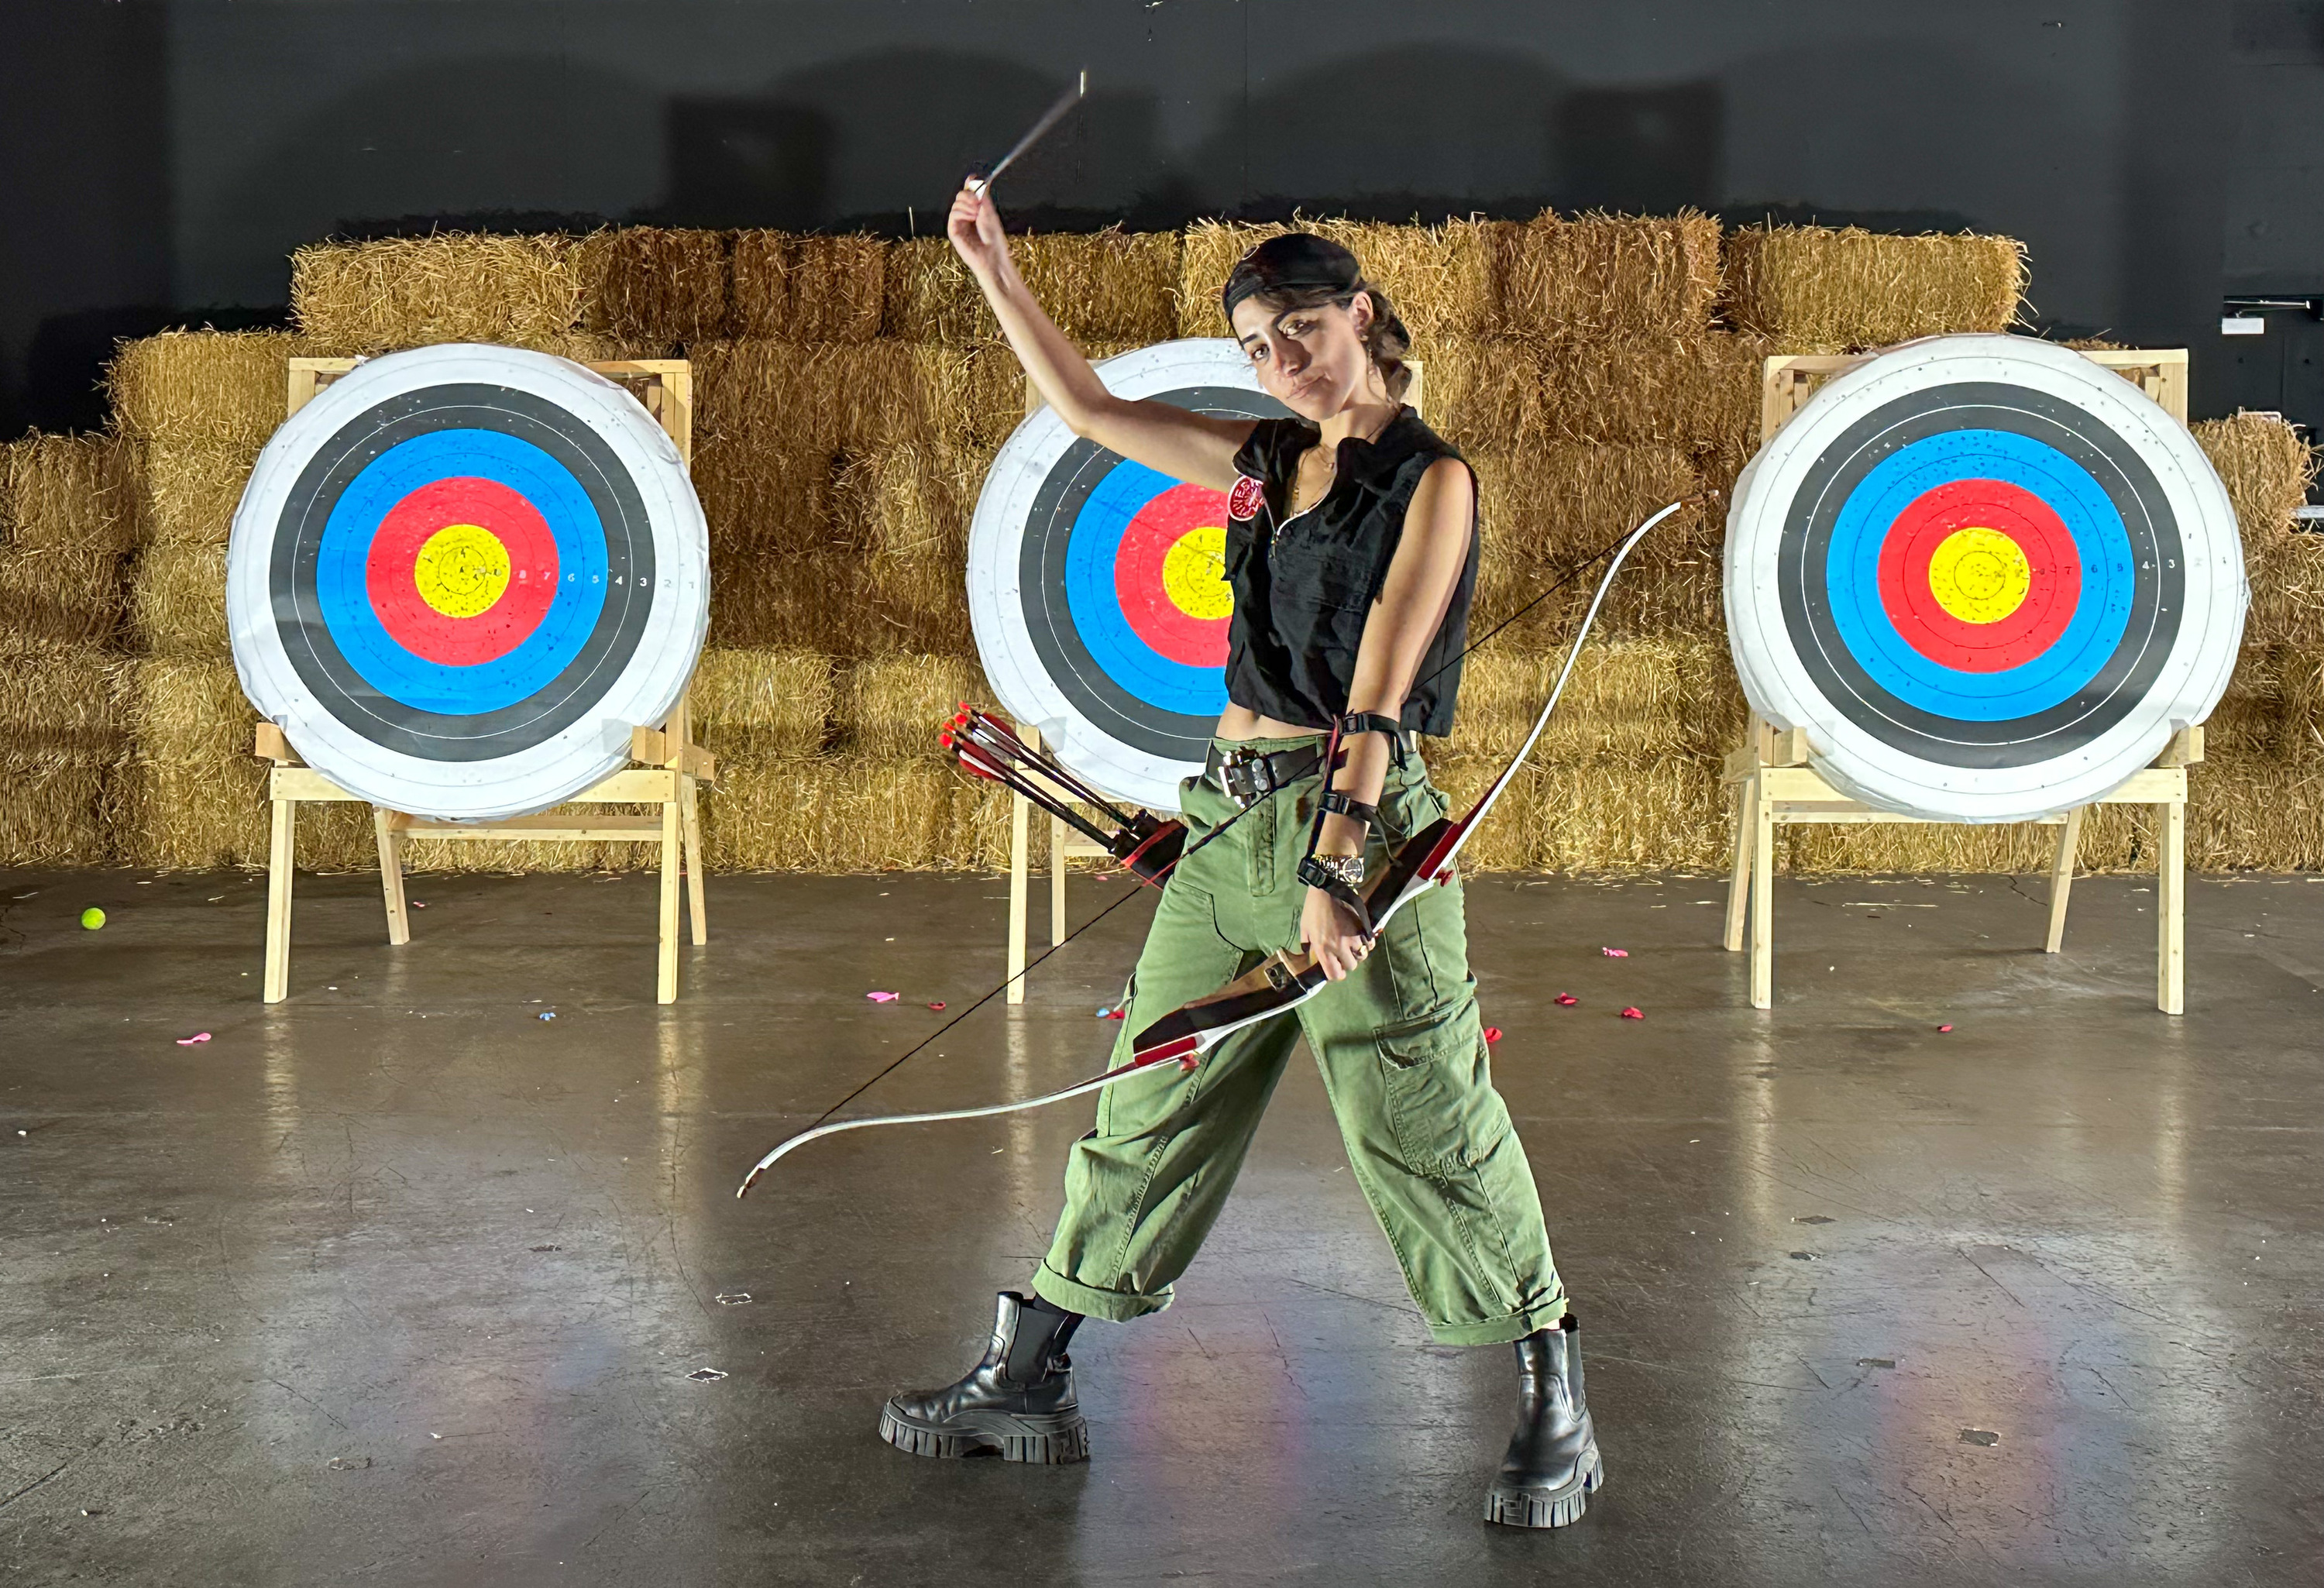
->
xmin=998 ymin=364 xmax=1428 ymax=1000
xmin=255 ymin=356 xmax=713 ymax=1005
xmin=1722 ymin=347 xmax=2201 ymax=1013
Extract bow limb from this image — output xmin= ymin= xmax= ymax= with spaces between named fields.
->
xmin=734 ymin=1043 xmax=1198 ymax=1198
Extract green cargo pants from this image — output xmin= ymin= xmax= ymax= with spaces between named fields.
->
xmin=1031 ymin=735 xmax=1566 ymax=1346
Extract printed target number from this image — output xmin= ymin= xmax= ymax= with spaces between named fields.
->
xmin=1725 ymin=335 xmax=2245 ymax=823
xmin=229 ymin=345 xmax=708 ymax=821
xmin=968 ymin=340 xmax=1292 ymax=812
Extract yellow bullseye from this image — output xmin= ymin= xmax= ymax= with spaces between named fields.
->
xmin=1927 ymin=526 xmax=2030 ymax=624
xmin=414 ymin=523 xmax=511 ymax=619
xmin=1161 ymin=524 xmax=1233 ymax=620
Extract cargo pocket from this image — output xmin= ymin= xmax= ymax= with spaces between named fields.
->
xmin=1374 ymin=1004 xmax=1506 ymax=1174
xmin=1372 ymin=1003 xmax=1519 ymax=1315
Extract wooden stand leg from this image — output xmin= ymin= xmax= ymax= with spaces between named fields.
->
xmin=1006 ymin=782 xmax=1031 ymax=1005
xmin=374 ymin=809 xmax=411 ymax=946
xmin=263 ymin=796 xmax=297 ymax=1003
xmin=1750 ymin=783 xmax=1776 ymax=1009
xmin=2044 ymin=806 xmax=2084 ymax=954
xmin=2157 ymin=798 xmax=2185 ymax=1015
xmin=1050 ymin=812 xmax=1067 ymax=947
xmin=1724 ymin=775 xmax=1757 ymax=953
xmin=681 ymin=778 xmax=707 ymax=947
xmin=656 ymin=798 xmax=682 ymax=1005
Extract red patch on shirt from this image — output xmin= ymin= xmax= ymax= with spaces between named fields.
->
xmin=1227 ymin=474 xmax=1266 ymax=521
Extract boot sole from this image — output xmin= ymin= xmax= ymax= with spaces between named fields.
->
xmin=1483 ymin=1443 xmax=1604 ymax=1529
xmin=878 ymin=1400 xmax=1090 ymax=1465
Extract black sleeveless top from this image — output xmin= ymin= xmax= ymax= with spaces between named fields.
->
xmin=1222 ymin=408 xmax=1478 ymax=736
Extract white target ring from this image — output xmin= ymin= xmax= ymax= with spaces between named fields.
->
xmin=229 ymin=344 xmax=709 ymax=821
xmin=967 ymin=339 xmax=1291 ymax=813
xmin=1724 ymin=335 xmax=2246 ymax=822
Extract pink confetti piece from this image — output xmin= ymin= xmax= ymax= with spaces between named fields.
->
xmin=176 ymin=1032 xmax=211 ymax=1046
xmin=865 ymin=991 xmax=899 ymax=1002
xmin=1601 ymin=947 xmax=1628 ymax=957
xmin=1483 ymin=1026 xmax=1503 ymax=1044
xmin=927 ymin=1001 xmax=946 ymax=1010
xmin=1554 ymin=993 xmax=1579 ymax=1006
xmin=1937 ymin=1023 xmax=1954 ymax=1033
xmin=1619 ymin=1006 xmax=1643 ymax=1020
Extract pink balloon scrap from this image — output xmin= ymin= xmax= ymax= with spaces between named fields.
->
xmin=176 ymin=1032 xmax=211 ymax=1046
xmin=1601 ymin=947 xmax=1628 ymax=957
xmin=865 ymin=991 xmax=899 ymax=1002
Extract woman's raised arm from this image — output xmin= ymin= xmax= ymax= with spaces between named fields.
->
xmin=947 ymin=184 xmax=1253 ymax=492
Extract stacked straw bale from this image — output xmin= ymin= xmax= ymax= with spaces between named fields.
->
xmin=0 ymin=436 xmax=139 ymax=861
xmin=46 ymin=214 xmax=2317 ymax=882
xmin=0 ymin=638 xmax=129 ymax=864
xmin=0 ymin=434 xmax=137 ymax=646
xmin=1721 ymin=225 xmax=2027 ymax=352
xmin=291 ymin=233 xmax=585 ymax=353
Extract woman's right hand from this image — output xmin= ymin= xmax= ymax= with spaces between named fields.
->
xmin=947 ymin=183 xmax=1012 ymax=281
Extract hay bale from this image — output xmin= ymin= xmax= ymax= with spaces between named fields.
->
xmin=2 ymin=434 xmax=138 ymax=552
xmin=108 ymin=330 xmax=308 ymax=446
xmin=1425 ymin=639 xmax=1743 ymax=768
xmin=1007 ymin=229 xmax=1182 ymax=345
xmin=689 ymin=648 xmax=836 ymax=758
xmin=1721 ymin=225 xmax=2027 ymax=352
xmin=885 ymin=237 xmax=995 ymax=343
xmin=127 ymin=541 xmax=229 ymax=655
xmin=2188 ymin=760 xmax=2324 ymax=869
xmin=290 ymin=233 xmax=581 ymax=352
xmin=1427 ymin=332 xmax=1764 ymax=456
xmin=704 ymin=752 xmax=1010 ymax=871
xmin=1176 ymin=218 xmax=1496 ymax=345
xmin=0 ymin=639 xmax=130 ymax=864
xmin=139 ymin=438 xmax=262 ymax=548
xmin=1490 ymin=210 xmax=1723 ymax=339
xmin=119 ymin=655 xmax=263 ymax=868
xmin=2276 ymin=645 xmax=2324 ymax=765
xmin=837 ymin=440 xmax=995 ymax=621
xmin=0 ymin=541 xmax=127 ymax=645
xmin=2202 ymin=642 xmax=2285 ymax=760
xmin=837 ymin=654 xmax=992 ymax=759
xmin=732 ymin=232 xmax=889 ymax=343
xmin=574 ymin=227 xmax=732 ymax=344
xmin=1466 ymin=443 xmax=1711 ymax=640
xmin=705 ymin=545 xmax=959 ymax=657
xmin=0 ymin=748 xmax=118 ymax=866
xmin=2195 ymin=411 xmax=2324 ymax=648
xmin=1429 ymin=754 xmax=1730 ymax=873
xmin=695 ymin=339 xmax=955 ymax=455
xmin=693 ymin=435 xmax=846 ymax=555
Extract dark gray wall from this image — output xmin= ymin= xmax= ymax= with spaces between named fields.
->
xmin=5 ymin=0 xmax=2314 ymax=436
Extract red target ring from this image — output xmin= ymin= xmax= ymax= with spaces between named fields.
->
xmin=1874 ymin=478 xmax=2081 ymax=673
xmin=364 ymin=476 xmax=560 ymax=666
xmin=1112 ymin=480 xmax=1233 ymax=669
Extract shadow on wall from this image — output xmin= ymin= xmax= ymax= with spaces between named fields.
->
xmin=661 ymin=43 xmax=1731 ymax=232
xmin=662 ymin=48 xmax=1202 ymax=233
xmin=203 ymin=53 xmax=662 ymax=267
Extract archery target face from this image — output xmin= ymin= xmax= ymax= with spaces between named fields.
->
xmin=229 ymin=345 xmax=708 ymax=821
xmin=1726 ymin=335 xmax=2247 ymax=822
xmin=968 ymin=340 xmax=1293 ymax=811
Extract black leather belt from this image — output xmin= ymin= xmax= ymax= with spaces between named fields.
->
xmin=1203 ymin=741 xmax=1324 ymax=808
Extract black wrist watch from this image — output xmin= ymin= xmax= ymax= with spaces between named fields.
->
xmin=1304 ymin=853 xmax=1365 ymax=892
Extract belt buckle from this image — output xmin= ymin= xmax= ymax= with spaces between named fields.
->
xmin=1218 ymin=747 xmax=1273 ymax=808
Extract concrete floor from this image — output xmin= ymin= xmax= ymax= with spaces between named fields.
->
xmin=1 ymin=862 xmax=2319 ymax=1587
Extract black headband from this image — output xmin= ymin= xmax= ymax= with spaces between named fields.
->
xmin=1219 ymin=232 xmax=1363 ymax=322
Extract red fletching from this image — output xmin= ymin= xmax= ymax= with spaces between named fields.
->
xmin=938 ymin=732 xmax=954 ymax=748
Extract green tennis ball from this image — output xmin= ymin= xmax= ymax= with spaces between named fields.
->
xmin=80 ymin=906 xmax=105 ymax=930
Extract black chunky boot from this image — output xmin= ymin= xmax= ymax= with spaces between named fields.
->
xmin=1483 ymin=1313 xmax=1604 ymax=1528
xmin=879 ymin=1292 xmax=1089 ymax=1464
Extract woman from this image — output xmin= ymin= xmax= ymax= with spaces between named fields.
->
xmin=879 ymin=187 xmax=1601 ymax=1531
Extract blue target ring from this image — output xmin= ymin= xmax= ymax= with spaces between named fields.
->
xmin=1061 ymin=459 xmax=1232 ymax=719
xmin=1824 ymin=429 xmax=2134 ymax=721
xmin=315 ymin=428 xmax=610 ymax=715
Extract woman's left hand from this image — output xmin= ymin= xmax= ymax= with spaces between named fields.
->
xmin=1301 ymin=885 xmax=1373 ymax=982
